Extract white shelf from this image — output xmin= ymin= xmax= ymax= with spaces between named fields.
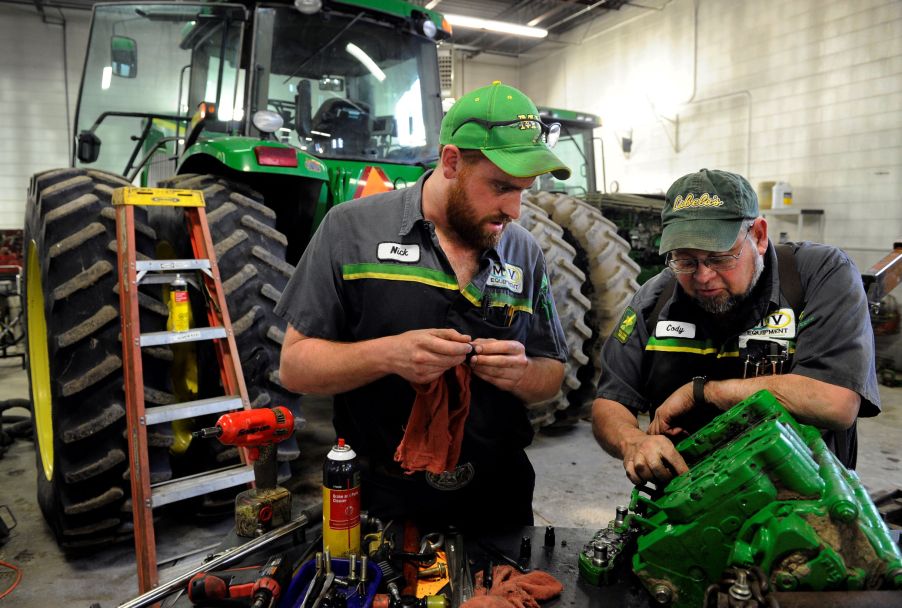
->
xmin=762 ymin=208 xmax=825 ymax=242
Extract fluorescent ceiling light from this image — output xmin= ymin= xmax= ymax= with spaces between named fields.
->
xmin=345 ymin=43 xmax=386 ymax=82
xmin=425 ymin=0 xmax=441 ymax=9
xmin=444 ymin=14 xmax=547 ymax=38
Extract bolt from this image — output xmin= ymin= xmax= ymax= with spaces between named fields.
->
xmin=593 ymin=543 xmax=609 ymax=562
xmin=417 ymin=563 xmax=447 ymax=579
xmin=349 ymin=554 xmax=358 ymax=582
xmin=651 ymin=584 xmax=672 ymax=604
xmin=729 ymin=569 xmax=752 ymax=601
xmin=615 ymin=506 xmax=628 ymax=526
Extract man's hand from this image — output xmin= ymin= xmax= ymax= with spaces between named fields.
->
xmin=647 ymin=381 xmax=695 ymax=438
xmin=621 ymin=433 xmax=689 ymax=485
xmin=468 ymin=338 xmax=529 ymax=392
xmin=388 ymin=328 xmax=473 ymax=385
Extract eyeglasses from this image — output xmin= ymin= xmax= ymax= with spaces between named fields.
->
xmin=450 ymin=117 xmax=561 ymax=148
xmin=666 ymin=228 xmax=752 ymax=274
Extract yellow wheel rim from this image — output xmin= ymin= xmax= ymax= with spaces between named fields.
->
xmin=26 ymin=241 xmax=54 ymax=481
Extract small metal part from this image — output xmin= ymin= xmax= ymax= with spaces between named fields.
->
xmin=518 ymin=536 xmax=531 ymax=568
xmin=729 ymin=569 xmax=752 ymax=601
xmin=349 ymin=554 xmax=358 ymax=583
xmin=615 ymin=506 xmax=628 ymax=526
xmin=651 ymin=583 xmax=673 ymax=604
xmin=417 ymin=562 xmax=447 ymax=579
xmin=358 ymin=555 xmax=368 ymax=595
xmin=593 ymin=543 xmax=609 ymax=564
xmin=323 ymin=548 xmax=332 ymax=574
xmin=544 ymin=526 xmax=555 ymax=548
xmin=484 ymin=561 xmax=494 ymax=591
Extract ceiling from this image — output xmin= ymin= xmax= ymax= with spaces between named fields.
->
xmin=418 ymin=0 xmax=633 ymax=58
xmin=5 ymin=0 xmax=645 ymax=58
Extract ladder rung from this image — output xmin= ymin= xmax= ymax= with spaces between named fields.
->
xmin=151 ymin=464 xmax=254 ymax=508
xmin=140 ymin=327 xmax=227 ymax=347
xmin=136 ymin=259 xmax=211 ymax=272
xmin=145 ymin=396 xmax=244 ymax=425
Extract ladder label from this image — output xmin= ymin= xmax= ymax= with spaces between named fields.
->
xmin=113 ymin=187 xmax=206 ymax=207
xmin=170 ymin=330 xmax=202 ymax=342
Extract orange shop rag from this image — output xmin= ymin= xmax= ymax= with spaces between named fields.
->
xmin=463 ymin=565 xmax=564 ymax=608
xmin=394 ymin=364 xmax=471 ymax=475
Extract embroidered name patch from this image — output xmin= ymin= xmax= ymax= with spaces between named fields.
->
xmin=487 ymin=262 xmax=523 ymax=294
xmin=655 ymin=320 xmax=696 ymax=339
xmin=377 ymin=242 xmax=420 ymax=263
xmin=744 ymin=307 xmax=796 ymax=339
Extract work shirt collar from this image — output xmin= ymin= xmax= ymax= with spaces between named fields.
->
xmin=397 ymin=169 xmax=503 ymax=269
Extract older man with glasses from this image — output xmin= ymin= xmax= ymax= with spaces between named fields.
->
xmin=592 ymin=168 xmax=880 ymax=485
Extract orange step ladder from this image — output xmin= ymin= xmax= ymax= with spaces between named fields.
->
xmin=113 ymin=186 xmax=253 ymax=593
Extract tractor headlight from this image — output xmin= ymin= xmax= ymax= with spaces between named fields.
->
xmin=252 ymin=110 xmax=284 ymax=134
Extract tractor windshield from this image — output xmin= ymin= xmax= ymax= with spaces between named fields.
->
xmin=253 ymin=5 xmax=442 ymax=165
xmin=74 ymin=3 xmax=245 ymax=177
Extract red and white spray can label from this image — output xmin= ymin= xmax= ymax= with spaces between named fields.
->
xmin=323 ymin=438 xmax=361 ymax=556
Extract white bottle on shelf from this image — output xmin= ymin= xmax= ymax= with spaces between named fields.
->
xmin=772 ymin=182 xmax=793 ymax=208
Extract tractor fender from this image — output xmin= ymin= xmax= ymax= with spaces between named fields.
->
xmin=179 ymin=138 xmax=329 ymax=181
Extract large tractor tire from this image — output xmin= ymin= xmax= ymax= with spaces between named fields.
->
xmin=525 ymin=192 xmax=640 ymax=422
xmin=516 ymin=200 xmax=592 ymax=428
xmin=156 ymin=174 xmax=299 ymax=465
xmin=24 ymin=168 xmax=172 ymax=551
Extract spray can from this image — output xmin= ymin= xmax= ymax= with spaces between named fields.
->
xmin=168 ymin=274 xmax=190 ymax=332
xmin=323 ymin=438 xmax=361 ymax=557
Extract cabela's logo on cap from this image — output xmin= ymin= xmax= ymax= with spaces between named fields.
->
xmin=672 ymin=192 xmax=725 ymax=211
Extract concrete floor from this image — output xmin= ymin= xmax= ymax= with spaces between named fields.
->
xmin=1 ymin=353 xmax=901 ymax=607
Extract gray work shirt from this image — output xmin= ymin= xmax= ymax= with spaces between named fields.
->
xmin=597 ymin=241 xmax=880 ymax=445
xmin=275 ymin=171 xmax=567 ymax=469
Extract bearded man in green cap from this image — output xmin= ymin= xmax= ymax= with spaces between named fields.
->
xmin=276 ymin=82 xmax=570 ymax=532
xmin=592 ymin=168 xmax=880 ymax=486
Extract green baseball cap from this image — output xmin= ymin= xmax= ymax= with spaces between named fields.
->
xmin=440 ymin=81 xmax=571 ymax=180
xmin=659 ymin=168 xmax=759 ymax=254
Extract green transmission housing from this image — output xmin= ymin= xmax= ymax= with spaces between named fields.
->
xmin=579 ymin=390 xmax=902 ymax=607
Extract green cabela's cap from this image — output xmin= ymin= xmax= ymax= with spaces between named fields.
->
xmin=659 ymin=168 xmax=759 ymax=254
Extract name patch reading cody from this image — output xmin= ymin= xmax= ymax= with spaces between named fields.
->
xmin=655 ymin=320 xmax=696 ymax=339
xmin=377 ymin=242 xmax=420 ymax=263
xmin=672 ymin=192 xmax=724 ymax=211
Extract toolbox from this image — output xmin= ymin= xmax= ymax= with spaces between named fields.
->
xmin=283 ymin=556 xmax=383 ymax=608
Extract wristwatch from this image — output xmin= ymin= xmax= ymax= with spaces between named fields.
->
xmin=692 ymin=375 xmax=709 ymax=406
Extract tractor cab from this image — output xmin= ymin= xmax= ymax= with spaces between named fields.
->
xmin=74 ymin=1 xmax=446 ymax=189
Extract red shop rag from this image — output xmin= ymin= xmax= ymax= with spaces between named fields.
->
xmin=394 ymin=364 xmax=472 ymax=475
xmin=463 ymin=565 xmax=564 ymax=608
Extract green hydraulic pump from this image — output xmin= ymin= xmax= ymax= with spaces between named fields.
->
xmin=578 ymin=390 xmax=902 ymax=607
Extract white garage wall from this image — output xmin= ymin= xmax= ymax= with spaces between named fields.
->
xmin=0 ymin=5 xmax=90 ymax=230
xmin=508 ymin=0 xmax=901 ymax=270
xmin=3 ymin=2 xmax=899 ymax=269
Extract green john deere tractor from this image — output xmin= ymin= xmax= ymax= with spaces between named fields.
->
xmin=24 ymin=0 xmax=455 ymax=551
xmin=22 ymin=0 xmax=626 ymax=551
